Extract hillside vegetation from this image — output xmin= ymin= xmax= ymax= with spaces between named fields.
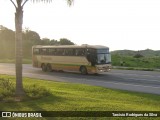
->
xmin=0 ymin=25 xmax=74 ymax=59
xmin=111 ymin=49 xmax=160 ymax=57
xmin=111 ymin=49 xmax=160 ymax=69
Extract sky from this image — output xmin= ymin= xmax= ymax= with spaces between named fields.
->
xmin=0 ymin=0 xmax=160 ymax=51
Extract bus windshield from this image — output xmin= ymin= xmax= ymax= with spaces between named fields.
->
xmin=96 ymin=49 xmax=111 ymax=64
xmin=97 ymin=53 xmax=111 ymax=64
xmin=86 ymin=48 xmax=111 ymax=65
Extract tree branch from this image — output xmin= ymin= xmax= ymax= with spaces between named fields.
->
xmin=67 ymin=0 xmax=74 ymax=6
xmin=10 ymin=0 xmax=17 ymax=9
xmin=22 ymin=0 xmax=29 ymax=8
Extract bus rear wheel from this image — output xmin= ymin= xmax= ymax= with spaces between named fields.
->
xmin=80 ymin=66 xmax=88 ymax=75
xmin=46 ymin=64 xmax=52 ymax=72
xmin=42 ymin=64 xmax=47 ymax=72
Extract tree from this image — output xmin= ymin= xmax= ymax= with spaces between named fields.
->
xmin=41 ymin=38 xmax=50 ymax=45
xmin=50 ymin=39 xmax=58 ymax=45
xmin=134 ymin=51 xmax=144 ymax=58
xmin=59 ymin=38 xmax=74 ymax=45
xmin=23 ymin=30 xmax=41 ymax=58
xmin=0 ymin=26 xmax=15 ymax=59
xmin=8 ymin=0 xmax=73 ymax=99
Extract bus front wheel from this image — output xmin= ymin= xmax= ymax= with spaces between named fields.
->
xmin=80 ymin=66 xmax=88 ymax=75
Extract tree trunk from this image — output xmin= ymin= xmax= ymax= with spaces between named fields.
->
xmin=15 ymin=6 xmax=25 ymax=97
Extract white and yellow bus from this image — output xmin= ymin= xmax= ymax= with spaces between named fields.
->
xmin=32 ymin=44 xmax=111 ymax=74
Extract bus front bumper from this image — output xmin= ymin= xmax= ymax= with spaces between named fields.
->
xmin=95 ymin=64 xmax=112 ymax=73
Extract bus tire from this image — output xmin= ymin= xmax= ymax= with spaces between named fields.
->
xmin=46 ymin=64 xmax=52 ymax=72
xmin=42 ymin=64 xmax=47 ymax=72
xmin=80 ymin=66 xmax=88 ymax=75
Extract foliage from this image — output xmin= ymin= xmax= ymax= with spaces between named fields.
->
xmin=0 ymin=25 xmax=75 ymax=59
xmin=0 ymin=26 xmax=15 ymax=59
xmin=112 ymin=54 xmax=160 ymax=69
xmin=22 ymin=29 xmax=41 ymax=58
xmin=24 ymin=84 xmax=51 ymax=99
xmin=0 ymin=78 xmax=15 ymax=100
xmin=134 ymin=53 xmax=144 ymax=58
xmin=59 ymin=38 xmax=74 ymax=45
xmin=111 ymin=49 xmax=160 ymax=57
xmin=110 ymin=49 xmax=160 ymax=69
xmin=0 ymin=77 xmax=51 ymax=102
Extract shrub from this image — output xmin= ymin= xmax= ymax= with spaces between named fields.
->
xmin=134 ymin=54 xmax=144 ymax=58
xmin=0 ymin=78 xmax=51 ymax=102
xmin=0 ymin=78 xmax=15 ymax=98
xmin=24 ymin=84 xmax=51 ymax=99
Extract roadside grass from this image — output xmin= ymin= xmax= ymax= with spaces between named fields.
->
xmin=0 ymin=75 xmax=160 ymax=120
xmin=112 ymin=55 xmax=160 ymax=69
xmin=112 ymin=66 xmax=158 ymax=71
xmin=0 ymin=59 xmax=32 ymax=64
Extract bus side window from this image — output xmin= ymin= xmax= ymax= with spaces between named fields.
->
xmin=52 ymin=49 xmax=56 ymax=55
xmin=76 ymin=49 xmax=80 ymax=56
xmin=39 ymin=49 xmax=42 ymax=55
xmin=56 ymin=49 xmax=64 ymax=56
xmin=48 ymin=48 xmax=51 ymax=55
xmin=64 ymin=49 xmax=68 ymax=56
xmin=72 ymin=49 xmax=76 ymax=56
xmin=88 ymin=48 xmax=96 ymax=54
xmin=48 ymin=48 xmax=56 ymax=55
xmin=33 ymin=48 xmax=39 ymax=55
xmin=41 ymin=48 xmax=47 ymax=55
xmin=65 ymin=49 xmax=74 ymax=56
xmin=76 ymin=49 xmax=85 ymax=56
xmin=75 ymin=49 xmax=79 ymax=56
xmin=81 ymin=49 xmax=85 ymax=56
xmin=82 ymin=49 xmax=85 ymax=56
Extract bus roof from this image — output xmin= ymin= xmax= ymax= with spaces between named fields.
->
xmin=32 ymin=44 xmax=109 ymax=49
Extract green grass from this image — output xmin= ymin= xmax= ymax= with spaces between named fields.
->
xmin=0 ymin=59 xmax=32 ymax=64
xmin=0 ymin=75 xmax=160 ymax=120
xmin=112 ymin=55 xmax=160 ymax=69
xmin=0 ymin=77 xmax=51 ymax=102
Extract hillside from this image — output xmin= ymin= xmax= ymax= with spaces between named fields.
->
xmin=111 ymin=49 xmax=160 ymax=57
xmin=111 ymin=49 xmax=160 ymax=69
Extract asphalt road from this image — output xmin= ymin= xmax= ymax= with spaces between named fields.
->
xmin=0 ymin=63 xmax=160 ymax=95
